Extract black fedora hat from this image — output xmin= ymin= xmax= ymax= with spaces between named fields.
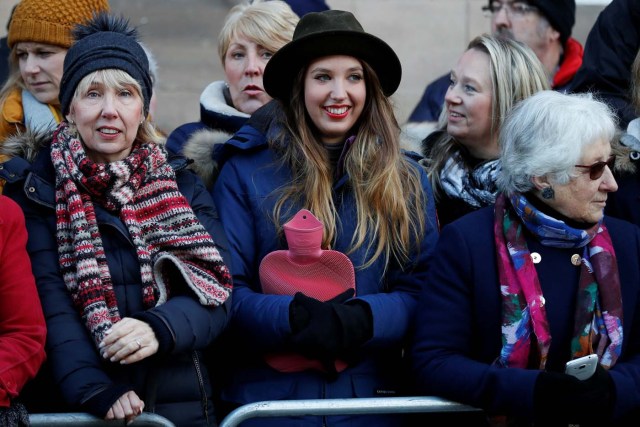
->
xmin=263 ymin=10 xmax=402 ymax=101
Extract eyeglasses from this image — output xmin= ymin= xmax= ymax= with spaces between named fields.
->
xmin=574 ymin=155 xmax=616 ymax=180
xmin=482 ymin=1 xmax=539 ymax=18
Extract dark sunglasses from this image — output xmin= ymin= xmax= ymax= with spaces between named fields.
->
xmin=574 ymin=155 xmax=615 ymax=180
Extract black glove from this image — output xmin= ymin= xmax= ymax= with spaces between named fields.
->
xmin=289 ymin=288 xmax=372 ymax=363
xmin=333 ymin=299 xmax=374 ymax=357
xmin=289 ymin=289 xmax=355 ymax=335
xmin=533 ymin=364 xmax=615 ymax=426
xmin=0 ymin=401 xmax=29 ymax=427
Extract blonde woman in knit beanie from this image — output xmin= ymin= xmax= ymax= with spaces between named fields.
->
xmin=0 ymin=12 xmax=233 ymax=426
xmin=0 ymin=0 xmax=110 ymax=149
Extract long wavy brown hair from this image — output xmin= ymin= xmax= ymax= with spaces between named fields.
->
xmin=270 ymin=60 xmax=427 ymax=270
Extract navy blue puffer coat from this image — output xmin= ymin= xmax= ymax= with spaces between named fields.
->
xmin=0 ymin=140 xmax=231 ymax=427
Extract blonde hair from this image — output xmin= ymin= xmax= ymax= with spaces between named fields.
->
xmin=0 ymin=43 xmax=67 ymax=117
xmin=271 ymin=61 xmax=427 ymax=270
xmin=426 ymin=34 xmax=549 ymax=200
xmin=0 ymin=66 xmax=25 ymax=112
xmin=218 ymin=0 xmax=298 ymax=65
xmin=71 ymin=69 xmax=164 ymax=146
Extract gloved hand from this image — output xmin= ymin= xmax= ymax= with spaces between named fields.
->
xmin=533 ymin=364 xmax=615 ymax=426
xmin=0 ymin=401 xmax=29 ymax=427
xmin=289 ymin=289 xmax=355 ymax=335
xmin=289 ymin=288 xmax=373 ymax=369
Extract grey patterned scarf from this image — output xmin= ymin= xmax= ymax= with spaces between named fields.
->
xmin=440 ymin=150 xmax=501 ymax=208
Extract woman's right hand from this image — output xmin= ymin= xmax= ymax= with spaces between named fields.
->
xmin=105 ymin=390 xmax=145 ymax=424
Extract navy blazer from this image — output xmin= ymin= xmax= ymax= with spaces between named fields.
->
xmin=410 ymin=205 xmax=640 ymax=423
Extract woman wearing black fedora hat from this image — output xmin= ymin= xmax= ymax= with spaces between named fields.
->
xmin=210 ymin=9 xmax=439 ymax=427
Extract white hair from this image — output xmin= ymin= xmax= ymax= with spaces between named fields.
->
xmin=498 ymin=90 xmax=617 ymax=195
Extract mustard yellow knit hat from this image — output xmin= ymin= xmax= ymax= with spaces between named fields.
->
xmin=7 ymin=0 xmax=110 ymax=49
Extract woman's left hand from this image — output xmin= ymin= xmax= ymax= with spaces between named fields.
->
xmin=99 ymin=317 xmax=159 ymax=364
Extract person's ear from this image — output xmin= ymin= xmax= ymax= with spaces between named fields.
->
xmin=531 ymin=175 xmax=551 ymax=192
xmin=546 ymin=25 xmax=561 ymax=43
xmin=532 ymin=175 xmax=556 ymax=200
xmin=66 ymin=111 xmax=75 ymax=125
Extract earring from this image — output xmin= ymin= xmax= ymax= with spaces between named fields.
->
xmin=541 ymin=187 xmax=555 ymax=200
xmin=68 ymin=118 xmax=75 ymax=125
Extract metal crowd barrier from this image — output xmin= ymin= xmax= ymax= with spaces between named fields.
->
xmin=219 ymin=396 xmax=482 ymax=427
xmin=29 ymin=412 xmax=176 ymax=426
xmin=28 ymin=397 xmax=480 ymax=426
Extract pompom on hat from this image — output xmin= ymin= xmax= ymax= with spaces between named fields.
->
xmin=59 ymin=13 xmax=153 ymax=117
xmin=7 ymin=0 xmax=110 ymax=49
xmin=264 ymin=10 xmax=402 ymax=101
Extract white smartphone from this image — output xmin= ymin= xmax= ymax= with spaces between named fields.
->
xmin=565 ymin=354 xmax=599 ymax=380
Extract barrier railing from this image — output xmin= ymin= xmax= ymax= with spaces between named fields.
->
xmin=28 ymin=397 xmax=481 ymax=426
xmin=29 ymin=412 xmax=176 ymax=426
xmin=218 ymin=396 xmax=482 ymax=427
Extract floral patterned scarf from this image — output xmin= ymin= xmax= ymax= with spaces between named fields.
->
xmin=494 ymin=192 xmax=623 ymax=369
xmin=52 ymin=123 xmax=232 ymax=349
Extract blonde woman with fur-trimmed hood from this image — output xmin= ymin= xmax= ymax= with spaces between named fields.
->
xmin=165 ymin=0 xmax=298 ymax=189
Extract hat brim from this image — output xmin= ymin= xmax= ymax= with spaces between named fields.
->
xmin=264 ymin=30 xmax=402 ymax=101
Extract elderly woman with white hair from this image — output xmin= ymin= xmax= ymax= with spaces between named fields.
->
xmin=410 ymin=90 xmax=640 ymax=426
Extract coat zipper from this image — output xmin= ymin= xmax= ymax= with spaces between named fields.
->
xmin=192 ymin=351 xmax=210 ymax=425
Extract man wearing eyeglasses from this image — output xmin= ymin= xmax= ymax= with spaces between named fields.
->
xmin=405 ymin=0 xmax=581 ymax=140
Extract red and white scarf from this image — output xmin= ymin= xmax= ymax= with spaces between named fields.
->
xmin=52 ymin=123 xmax=232 ymax=348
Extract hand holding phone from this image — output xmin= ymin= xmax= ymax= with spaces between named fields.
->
xmin=565 ymin=354 xmax=599 ymax=381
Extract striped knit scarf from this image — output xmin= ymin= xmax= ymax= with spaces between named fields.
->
xmin=52 ymin=123 xmax=232 ymax=349
xmin=494 ymin=193 xmax=623 ymax=370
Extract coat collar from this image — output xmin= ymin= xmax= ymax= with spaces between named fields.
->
xmin=199 ymin=81 xmax=250 ymax=134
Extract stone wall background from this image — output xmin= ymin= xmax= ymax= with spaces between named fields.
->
xmin=1 ymin=0 xmax=609 ymax=134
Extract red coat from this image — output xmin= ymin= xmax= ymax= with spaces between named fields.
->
xmin=0 ymin=195 xmax=46 ymax=407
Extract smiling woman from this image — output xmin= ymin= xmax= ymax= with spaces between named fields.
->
xmin=303 ymin=55 xmax=366 ymax=145
xmin=209 ymin=9 xmax=440 ymax=427
xmin=418 ymin=34 xmax=549 ymax=229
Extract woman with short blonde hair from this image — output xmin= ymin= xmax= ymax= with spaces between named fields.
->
xmin=166 ymin=0 xmax=299 ymax=189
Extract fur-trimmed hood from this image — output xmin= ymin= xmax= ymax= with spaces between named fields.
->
xmin=164 ymin=80 xmax=249 ymax=171
xmin=200 ymin=81 xmax=249 ymax=132
xmin=399 ymin=128 xmax=424 ymax=158
xmin=182 ymin=128 xmax=233 ymax=189
xmin=0 ymin=128 xmax=52 ymax=163
xmin=613 ymin=137 xmax=636 ymax=175
xmin=614 ymin=118 xmax=640 ymax=176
